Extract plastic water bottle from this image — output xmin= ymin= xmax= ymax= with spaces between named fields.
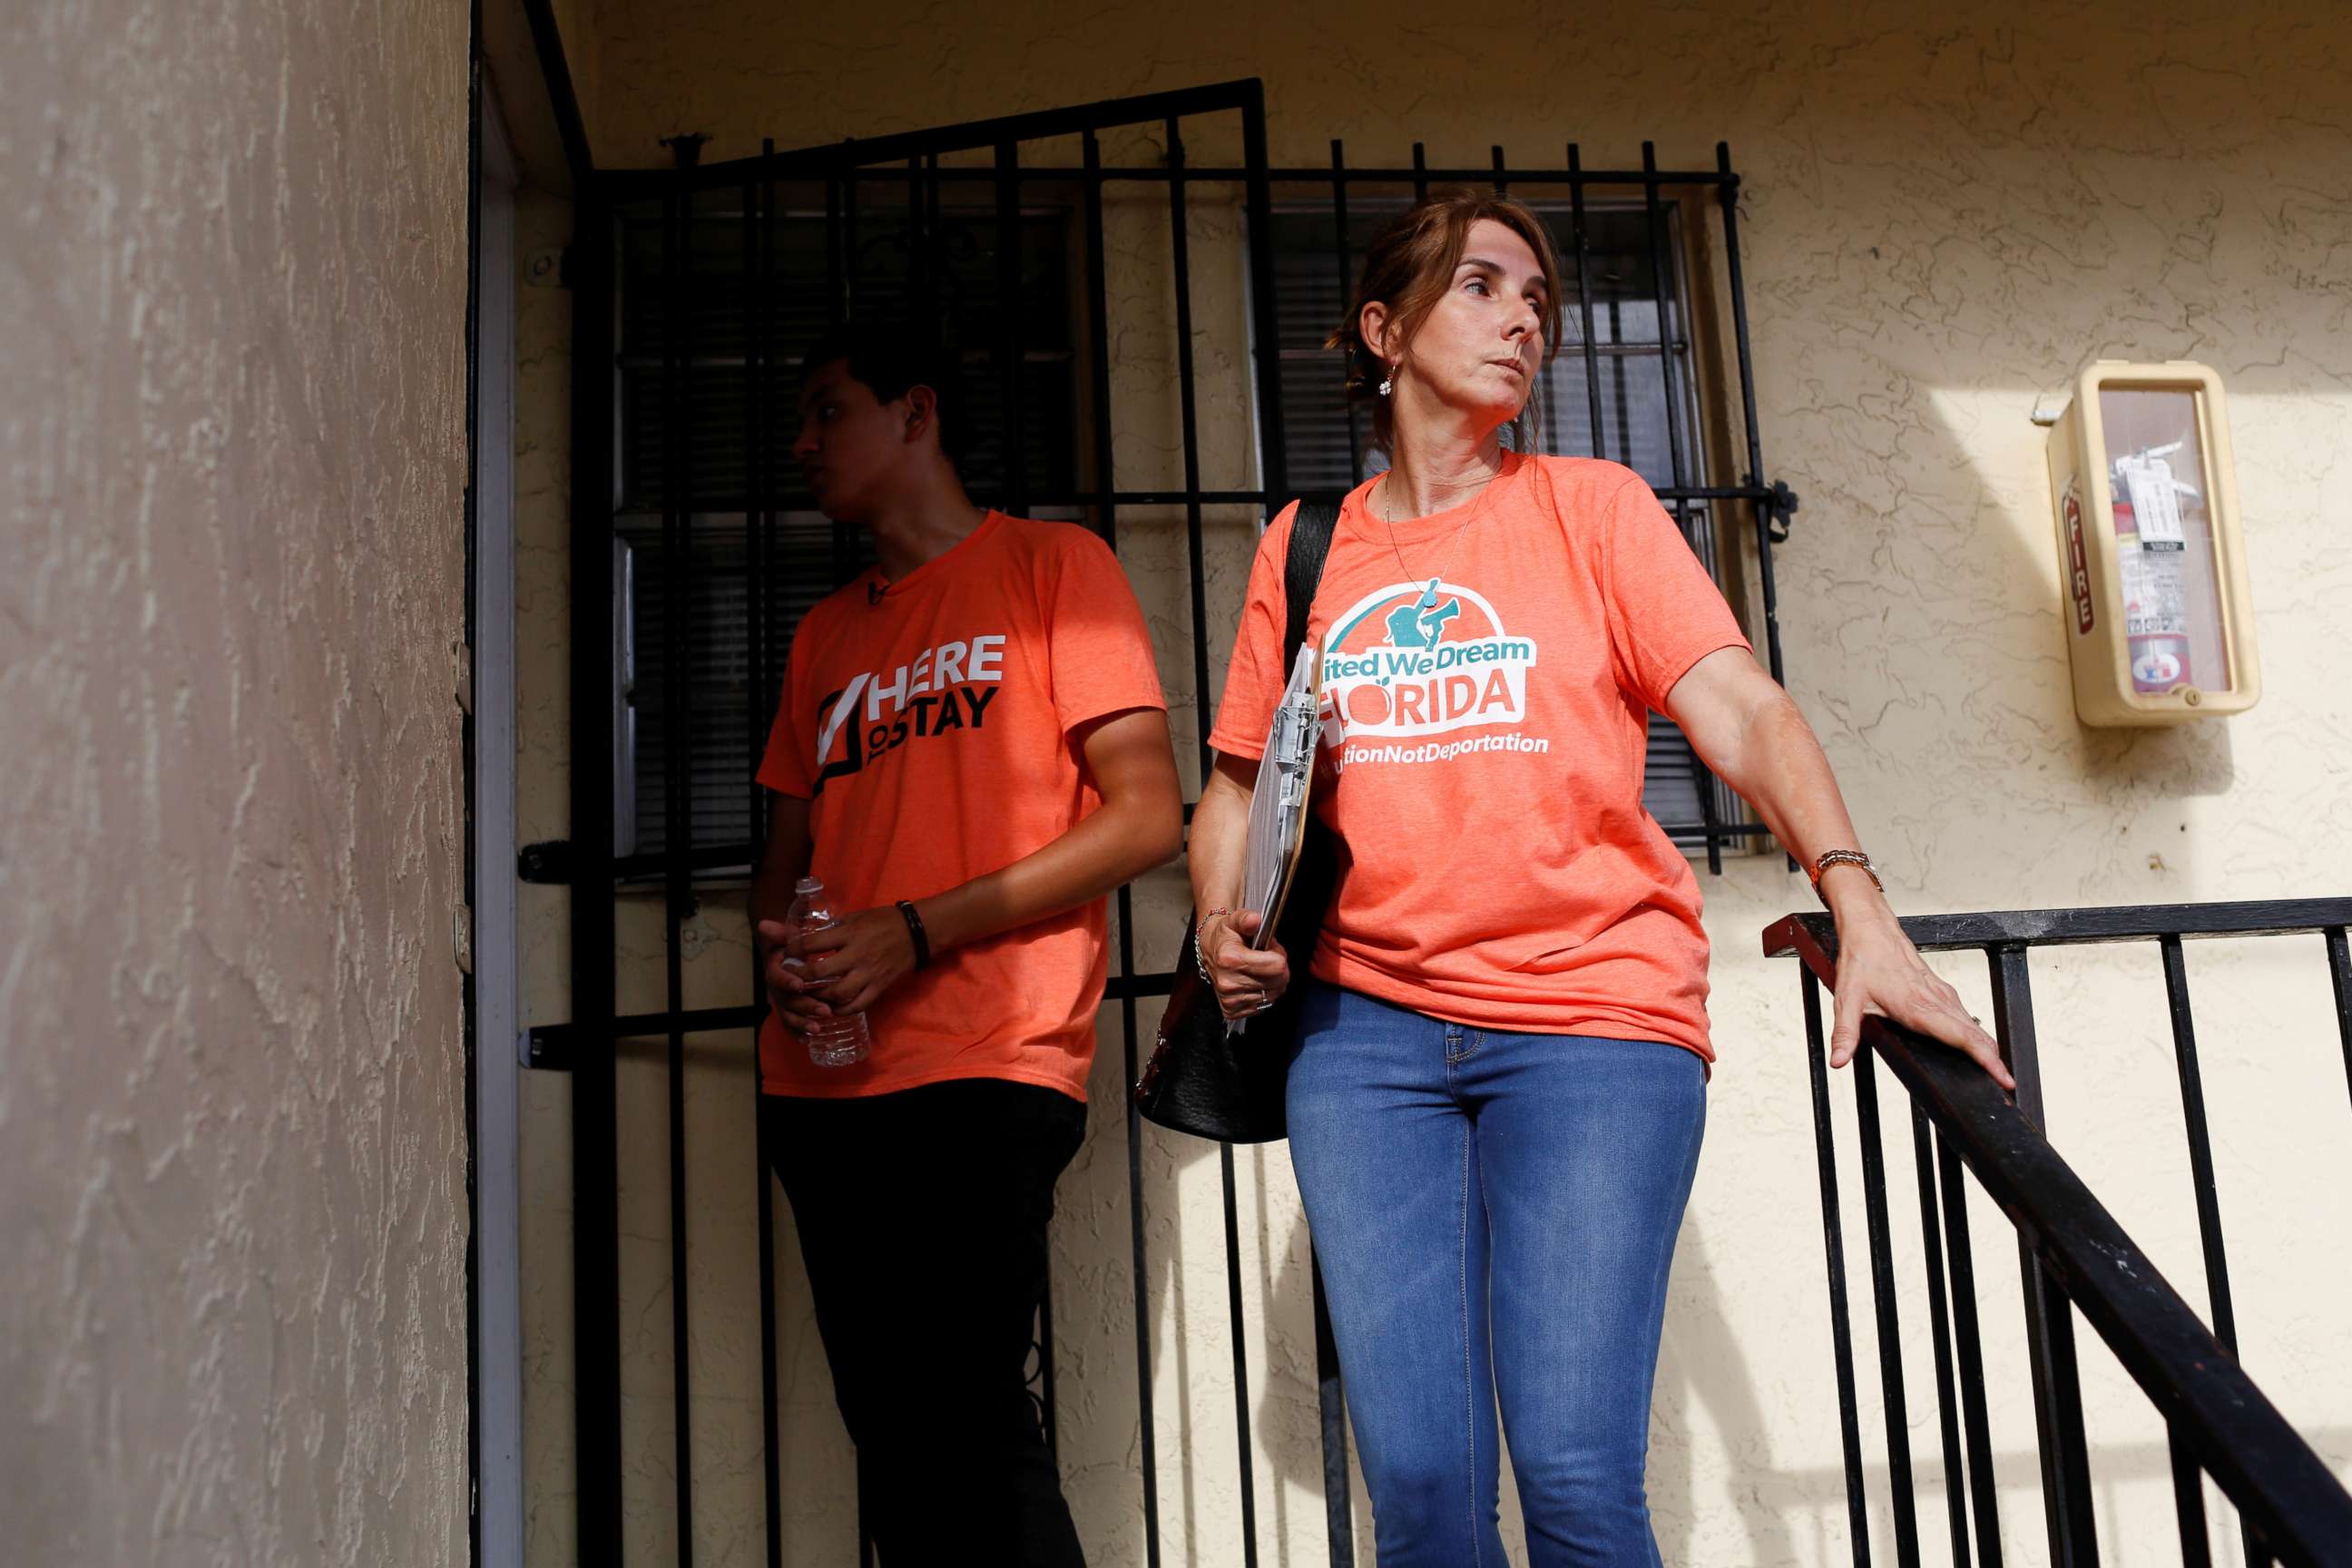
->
xmin=783 ymin=876 xmax=871 ymax=1068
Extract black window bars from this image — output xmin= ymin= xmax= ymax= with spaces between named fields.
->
xmin=557 ymin=79 xmax=1802 ymax=1566
xmin=1765 ymin=899 xmax=2352 ymax=1568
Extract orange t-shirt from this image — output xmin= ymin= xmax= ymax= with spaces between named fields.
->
xmin=1208 ymin=455 xmax=1749 ymax=1063
xmin=757 ymin=512 xmax=1167 ymax=1101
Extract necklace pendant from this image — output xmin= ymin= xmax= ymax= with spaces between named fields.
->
xmin=1416 ymin=578 xmax=1439 ymax=612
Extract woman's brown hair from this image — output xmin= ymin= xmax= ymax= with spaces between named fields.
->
xmin=1328 ymin=188 xmax=1564 ymax=456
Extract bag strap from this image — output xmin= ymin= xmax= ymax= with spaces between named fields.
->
xmin=1281 ymin=497 xmax=1342 ymax=668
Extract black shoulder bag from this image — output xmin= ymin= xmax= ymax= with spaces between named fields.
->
xmin=1133 ymin=497 xmax=1341 ymax=1143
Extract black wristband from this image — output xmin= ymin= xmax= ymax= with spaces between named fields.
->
xmin=896 ymin=899 xmax=931 ymax=971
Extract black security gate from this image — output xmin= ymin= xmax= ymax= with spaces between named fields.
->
xmin=545 ymin=77 xmax=1797 ymax=1566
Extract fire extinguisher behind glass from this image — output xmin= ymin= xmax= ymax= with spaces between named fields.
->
xmin=2110 ymin=442 xmax=2198 ymax=694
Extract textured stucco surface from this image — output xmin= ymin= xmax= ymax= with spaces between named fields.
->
xmin=1 ymin=2 xmax=474 ymax=1565
xmin=516 ymin=2 xmax=2352 ymax=1563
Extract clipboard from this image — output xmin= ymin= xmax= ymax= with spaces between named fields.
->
xmin=1230 ymin=642 xmax=1323 ymax=1036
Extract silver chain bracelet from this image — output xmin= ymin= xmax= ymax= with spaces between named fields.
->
xmin=1194 ymin=906 xmax=1233 ymax=985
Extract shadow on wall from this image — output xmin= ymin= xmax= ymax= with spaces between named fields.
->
xmin=1651 ymin=1220 xmax=1804 ymax=1566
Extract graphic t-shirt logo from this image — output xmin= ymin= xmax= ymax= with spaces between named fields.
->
xmin=811 ymin=632 xmax=1005 ymax=792
xmin=1319 ymin=578 xmax=1538 ymax=742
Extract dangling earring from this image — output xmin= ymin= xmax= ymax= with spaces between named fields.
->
xmin=1377 ymin=365 xmax=1396 ymax=397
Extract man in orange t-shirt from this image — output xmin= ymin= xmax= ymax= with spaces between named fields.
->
xmin=750 ymin=324 xmax=1181 ymax=1566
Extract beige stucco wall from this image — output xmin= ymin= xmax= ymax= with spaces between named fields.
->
xmin=515 ymin=3 xmax=2352 ymax=1563
xmin=0 ymin=3 xmax=474 ymax=1566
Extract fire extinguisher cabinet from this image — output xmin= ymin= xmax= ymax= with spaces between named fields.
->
xmin=2045 ymin=359 xmax=2260 ymax=727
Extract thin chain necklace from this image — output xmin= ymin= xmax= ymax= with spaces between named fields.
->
xmin=1378 ymin=464 xmax=1501 ymax=612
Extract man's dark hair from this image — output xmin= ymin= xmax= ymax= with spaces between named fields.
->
xmin=801 ymin=320 xmax=968 ymax=466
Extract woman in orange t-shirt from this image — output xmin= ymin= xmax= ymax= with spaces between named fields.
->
xmin=1192 ymin=191 xmax=2012 ymax=1566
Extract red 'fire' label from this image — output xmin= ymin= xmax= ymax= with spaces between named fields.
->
xmin=2063 ymin=483 xmax=2094 ymax=634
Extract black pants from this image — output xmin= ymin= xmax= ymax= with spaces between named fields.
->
xmin=763 ymin=1079 xmax=1089 ymax=1567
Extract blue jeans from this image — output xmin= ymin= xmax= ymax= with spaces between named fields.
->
xmin=1287 ymin=984 xmax=1707 ymax=1567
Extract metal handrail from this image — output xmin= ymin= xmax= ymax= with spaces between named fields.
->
xmin=1776 ymin=898 xmax=2352 ymax=954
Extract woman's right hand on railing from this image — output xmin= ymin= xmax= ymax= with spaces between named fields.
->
xmin=1205 ymin=909 xmax=1291 ymax=1020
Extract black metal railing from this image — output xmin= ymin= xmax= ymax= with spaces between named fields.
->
xmin=1765 ymin=898 xmax=2352 ymax=1568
